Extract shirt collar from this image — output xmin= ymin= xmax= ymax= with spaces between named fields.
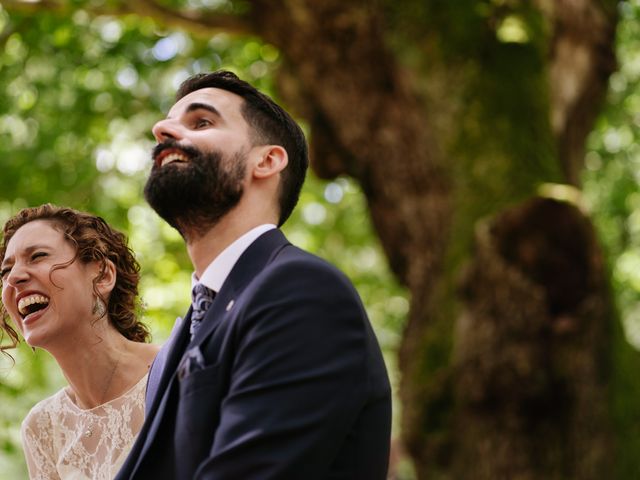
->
xmin=191 ymin=224 xmax=276 ymax=301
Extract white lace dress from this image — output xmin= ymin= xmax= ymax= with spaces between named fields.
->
xmin=21 ymin=373 xmax=148 ymax=480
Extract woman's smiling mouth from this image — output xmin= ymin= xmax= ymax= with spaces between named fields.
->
xmin=17 ymin=294 xmax=50 ymax=319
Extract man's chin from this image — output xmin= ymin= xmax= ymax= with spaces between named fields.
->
xmin=143 ymin=148 xmax=245 ymax=238
xmin=145 ymin=193 xmax=220 ymax=239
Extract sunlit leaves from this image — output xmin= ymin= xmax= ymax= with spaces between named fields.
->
xmin=583 ymin=1 xmax=640 ymax=349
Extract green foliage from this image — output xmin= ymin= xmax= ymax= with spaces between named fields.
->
xmin=583 ymin=0 xmax=640 ymax=351
xmin=582 ymin=2 xmax=640 ymax=474
xmin=0 ymin=4 xmax=406 ymax=476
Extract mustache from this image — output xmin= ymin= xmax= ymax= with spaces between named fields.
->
xmin=151 ymin=140 xmax=202 ymax=162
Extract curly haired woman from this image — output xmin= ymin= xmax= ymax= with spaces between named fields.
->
xmin=0 ymin=204 xmax=160 ymax=480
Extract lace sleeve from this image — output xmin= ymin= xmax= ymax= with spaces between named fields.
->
xmin=21 ymin=407 xmax=61 ymax=480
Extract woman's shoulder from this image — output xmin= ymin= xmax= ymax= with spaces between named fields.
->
xmin=21 ymin=387 xmax=69 ymax=431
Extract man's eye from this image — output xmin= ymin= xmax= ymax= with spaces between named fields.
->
xmin=195 ymin=119 xmax=212 ymax=128
xmin=0 ymin=267 xmax=10 ymax=279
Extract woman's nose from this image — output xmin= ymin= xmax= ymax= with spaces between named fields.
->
xmin=5 ymin=263 xmax=29 ymax=287
xmin=152 ymin=118 xmax=183 ymax=143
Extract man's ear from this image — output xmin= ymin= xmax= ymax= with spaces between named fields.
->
xmin=253 ymin=145 xmax=288 ymax=179
xmin=94 ymin=259 xmax=117 ymax=297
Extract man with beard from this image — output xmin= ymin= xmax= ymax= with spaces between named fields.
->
xmin=115 ymin=70 xmax=392 ymax=480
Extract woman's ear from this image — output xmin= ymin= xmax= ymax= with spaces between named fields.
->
xmin=94 ymin=259 xmax=117 ymax=297
xmin=253 ymin=145 xmax=288 ymax=179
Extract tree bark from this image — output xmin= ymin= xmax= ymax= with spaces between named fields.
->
xmin=455 ymin=197 xmax=612 ymax=479
xmin=246 ymin=2 xmax=622 ymax=478
xmin=249 ymin=0 xmax=452 ymax=289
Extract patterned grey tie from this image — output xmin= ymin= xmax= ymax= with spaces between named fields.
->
xmin=190 ymin=283 xmax=215 ymax=339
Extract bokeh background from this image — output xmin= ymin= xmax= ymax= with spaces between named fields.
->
xmin=1 ymin=1 xmax=640 ymax=479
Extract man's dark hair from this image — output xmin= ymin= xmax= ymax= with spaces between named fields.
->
xmin=176 ymin=71 xmax=308 ymax=226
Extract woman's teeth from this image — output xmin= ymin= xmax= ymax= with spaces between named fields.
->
xmin=18 ymin=295 xmax=50 ymax=317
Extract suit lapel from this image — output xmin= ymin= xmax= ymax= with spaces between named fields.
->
xmin=129 ymin=308 xmax=192 ymax=474
xmin=188 ymin=228 xmax=290 ymax=347
xmin=145 ymin=314 xmax=190 ymax=411
xmin=149 ymin=307 xmax=192 ymax=414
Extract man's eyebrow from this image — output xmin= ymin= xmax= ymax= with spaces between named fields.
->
xmin=185 ymin=102 xmax=222 ymax=117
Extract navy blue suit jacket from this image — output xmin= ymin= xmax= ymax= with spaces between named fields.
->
xmin=116 ymin=229 xmax=391 ymax=479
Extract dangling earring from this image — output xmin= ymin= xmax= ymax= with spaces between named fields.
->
xmin=93 ymin=297 xmax=107 ymax=317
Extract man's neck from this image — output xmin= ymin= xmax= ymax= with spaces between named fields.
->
xmin=186 ymin=215 xmax=268 ymax=278
xmin=184 ymin=189 xmax=280 ymax=276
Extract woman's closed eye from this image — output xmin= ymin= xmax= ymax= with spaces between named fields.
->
xmin=0 ymin=266 xmax=10 ymax=279
xmin=0 ymin=253 xmax=46 ymax=280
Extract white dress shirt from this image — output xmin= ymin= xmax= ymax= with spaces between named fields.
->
xmin=190 ymin=224 xmax=276 ymax=300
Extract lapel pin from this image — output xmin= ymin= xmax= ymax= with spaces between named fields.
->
xmin=226 ymin=300 xmax=235 ymax=311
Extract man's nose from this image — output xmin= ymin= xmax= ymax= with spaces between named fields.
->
xmin=152 ymin=118 xmax=183 ymax=143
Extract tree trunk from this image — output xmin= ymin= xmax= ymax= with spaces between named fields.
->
xmin=455 ymin=197 xmax=612 ymax=479
xmin=249 ymin=1 xmax=626 ymax=478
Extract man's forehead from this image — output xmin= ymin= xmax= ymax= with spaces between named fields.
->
xmin=168 ymin=87 xmax=243 ymax=118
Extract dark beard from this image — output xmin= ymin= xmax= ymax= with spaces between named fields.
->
xmin=144 ymin=140 xmax=246 ymax=240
